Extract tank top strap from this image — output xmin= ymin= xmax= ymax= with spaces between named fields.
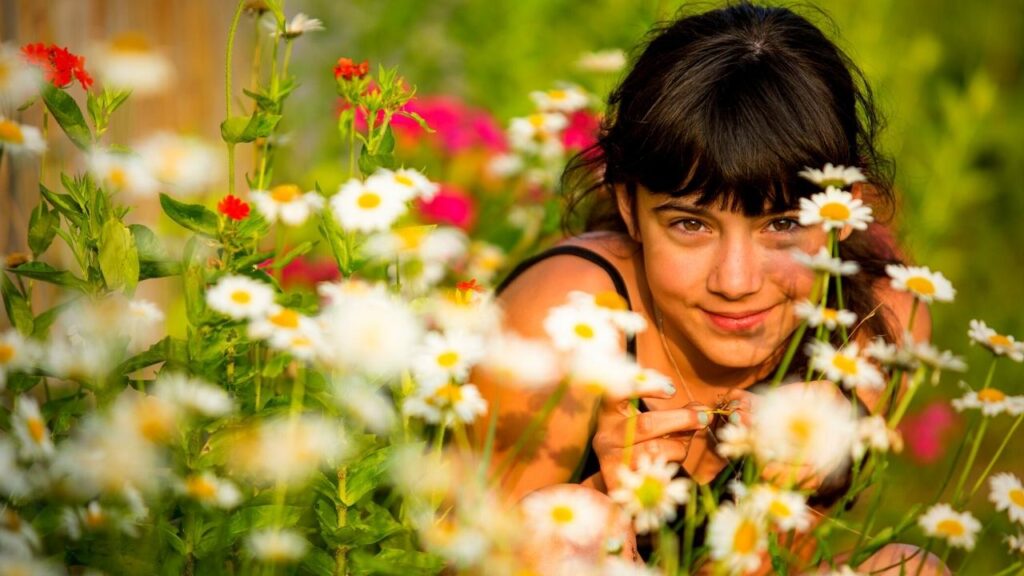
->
xmin=496 ymin=245 xmax=637 ymax=357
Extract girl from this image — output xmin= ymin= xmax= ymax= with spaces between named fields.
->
xmin=479 ymin=3 xmax=946 ymax=574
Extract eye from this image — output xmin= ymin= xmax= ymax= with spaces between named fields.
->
xmin=674 ymin=218 xmax=707 ymax=232
xmin=767 ymin=217 xmax=801 ymax=233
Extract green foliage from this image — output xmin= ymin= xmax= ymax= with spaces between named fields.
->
xmin=41 ymin=83 xmax=93 ymax=150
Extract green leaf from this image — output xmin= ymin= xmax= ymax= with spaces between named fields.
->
xmin=130 ymin=224 xmax=181 ymax=279
xmin=28 ymin=202 xmax=60 ymax=257
xmin=41 ymin=84 xmax=93 ymax=150
xmin=220 ymin=112 xmax=281 ymax=144
xmin=357 ymin=146 xmax=396 ymax=177
xmin=341 ymin=445 xmax=394 ymax=506
xmin=330 ymin=501 xmax=404 ymax=548
xmin=32 ymin=298 xmax=78 ymax=340
xmin=1 ymin=273 xmax=34 ymax=335
xmin=378 ymin=126 xmax=396 ymax=154
xmin=397 ymin=110 xmax=435 ymax=133
xmin=350 ymin=547 xmax=444 ymax=576
xmin=300 ymin=547 xmax=336 ymax=576
xmin=7 ymin=261 xmax=88 ymax=291
xmin=98 ymin=220 xmax=140 ymax=292
xmin=276 ymin=241 xmax=317 ymax=270
xmin=160 ymin=193 xmax=219 ymax=237
xmin=40 ymin=183 xmax=83 ymax=223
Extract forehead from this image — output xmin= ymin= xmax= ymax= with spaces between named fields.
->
xmin=645 ymin=189 xmax=796 ymax=216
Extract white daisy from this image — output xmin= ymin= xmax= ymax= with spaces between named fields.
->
xmin=412 ymin=330 xmax=486 ymax=386
xmin=790 ymin=247 xmax=860 ymax=276
xmin=124 ymin=298 xmax=166 ymax=353
xmin=479 ymin=333 xmax=562 ymax=390
xmin=0 ymin=557 xmax=62 ymax=576
xmin=917 ymin=503 xmax=981 ymax=550
xmin=0 ymin=44 xmax=41 ymax=106
xmin=543 ymin=301 xmax=622 ymax=354
xmin=852 ymin=415 xmax=902 ymax=459
xmin=823 ymin=567 xmax=864 ymax=576
xmin=609 ymin=454 xmax=691 ymax=534
xmin=708 ymin=502 xmax=767 ymax=575
xmin=0 ymin=439 xmax=31 ymax=498
xmin=250 ymin=184 xmax=324 ymax=227
xmin=752 ymin=383 xmax=857 ymax=476
xmin=576 ymin=49 xmax=627 ymax=73
xmin=1006 ymin=532 xmax=1024 ymax=555
xmin=403 ymin=381 xmax=488 ymax=428
xmin=864 ymin=336 xmax=919 ymax=372
xmin=951 ymin=385 xmax=1018 ymax=417
xmin=206 ymin=275 xmax=276 ymax=320
xmin=911 ymin=341 xmax=967 ymax=374
xmin=367 ymin=167 xmax=439 ymax=202
xmin=520 ymin=485 xmax=609 ymax=547
xmin=0 ymin=116 xmax=46 ymax=156
xmin=331 ymin=378 xmax=397 ymax=435
xmin=808 ymin=341 xmax=885 ymax=391
xmin=247 ymin=529 xmax=309 ymax=563
xmin=231 ymin=416 xmax=348 ymax=486
xmin=746 ymin=484 xmax=812 ymax=532
xmin=1 ymin=329 xmax=40 ymax=392
xmin=968 ymin=319 xmax=1024 ymax=362
xmin=798 ymin=163 xmax=867 ymax=189
xmin=424 ymin=284 xmax=504 ymax=336
xmin=153 ymin=372 xmax=235 ymax=417
xmin=136 ymin=132 xmax=220 ymax=195
xmin=248 ymin=305 xmax=322 ymax=357
xmin=989 ymin=472 xmax=1024 ymax=524
xmin=567 ymin=290 xmax=647 ymax=335
xmin=12 ymin=396 xmax=54 ymax=459
xmin=272 ymin=12 xmax=325 ymax=38
xmin=798 ymin=186 xmax=873 ymax=232
xmin=529 ymin=85 xmax=590 ymax=114
xmin=466 ymin=241 xmax=506 ymax=283
xmin=794 ymin=300 xmax=857 ymax=330
xmin=90 ymin=32 xmax=174 ymax=96
xmin=508 ymin=112 xmax=569 ymax=157
xmin=884 ymin=264 xmax=955 ymax=303
xmin=331 ymin=176 xmax=409 ymax=233
xmin=486 ymin=153 xmax=524 ymax=178
xmin=566 ymin=351 xmax=643 ymax=399
xmin=0 ymin=506 xmax=41 ymax=557
xmin=317 ymin=288 xmax=424 ymax=377
xmin=181 ymin=473 xmax=242 ymax=509
xmin=716 ymin=422 xmax=755 ymax=460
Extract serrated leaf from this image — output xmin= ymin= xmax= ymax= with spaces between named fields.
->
xmin=28 ymin=202 xmax=59 ymax=257
xmin=220 ymin=112 xmax=281 ymax=144
xmin=7 ymin=261 xmax=89 ymax=291
xmin=98 ymin=219 xmax=140 ymax=292
xmin=160 ymin=193 xmax=219 ymax=237
xmin=41 ymin=83 xmax=93 ymax=150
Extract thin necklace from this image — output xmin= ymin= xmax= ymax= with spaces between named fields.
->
xmin=653 ymin=305 xmax=697 ymax=404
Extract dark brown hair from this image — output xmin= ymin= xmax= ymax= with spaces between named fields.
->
xmin=562 ymin=2 xmax=905 ymax=363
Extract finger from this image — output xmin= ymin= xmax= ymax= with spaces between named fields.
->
xmin=629 ymin=438 xmax=691 ymax=466
xmin=631 ymin=406 xmax=712 ymax=442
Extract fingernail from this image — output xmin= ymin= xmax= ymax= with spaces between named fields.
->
xmin=697 ymin=411 xmax=710 ymax=426
xmin=729 ymin=412 xmax=742 ymax=424
xmin=664 ymin=383 xmax=677 ymax=396
xmin=727 ymin=400 xmax=742 ymax=409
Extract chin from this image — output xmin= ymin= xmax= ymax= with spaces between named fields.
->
xmin=696 ymin=337 xmax=785 ymax=372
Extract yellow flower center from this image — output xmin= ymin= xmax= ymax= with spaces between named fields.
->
xmin=1010 ymin=489 xmax=1024 ymax=508
xmin=549 ymin=89 xmax=567 ymax=101
xmin=108 ymin=167 xmax=127 ymax=188
xmin=0 ymin=343 xmax=15 ymax=364
xmin=832 ymin=354 xmax=859 ymax=376
xmin=230 ymin=290 xmax=252 ymax=304
xmin=270 ymin=309 xmax=300 ymax=329
xmin=0 ymin=61 xmax=10 ymax=83
xmin=357 ymin=192 xmax=381 ymax=209
xmin=396 ymin=227 xmax=427 ymax=250
xmin=977 ymin=388 xmax=1006 ymax=403
xmin=436 ymin=351 xmax=460 ymax=369
xmin=788 ymin=417 xmax=813 ymax=445
xmin=186 ymin=476 xmax=218 ymax=500
xmin=594 ymin=291 xmax=628 ymax=311
xmin=291 ymin=336 xmax=312 ymax=349
xmin=574 ymin=323 xmax=595 ymax=339
xmin=111 ymin=32 xmax=153 ymax=53
xmin=433 ymin=383 xmax=463 ymax=405
xmin=936 ymin=519 xmax=965 ymax=537
xmin=0 ymin=119 xmax=24 ymax=144
xmin=394 ymin=174 xmax=414 ymax=187
xmin=84 ymin=507 xmax=106 ymax=528
xmin=157 ymin=145 xmax=187 ymax=180
xmin=635 ymin=475 xmax=665 ymax=508
xmin=137 ymin=397 xmax=176 ymax=442
xmin=988 ymin=334 xmax=1013 ymax=348
xmin=822 ymin=308 xmax=839 ymax=321
xmin=550 ymin=504 xmax=574 ymax=524
xmin=821 ymin=178 xmax=847 ymax=189
xmin=819 ymin=202 xmax=851 ymax=221
xmin=905 ymin=276 xmax=936 ymax=296
xmin=769 ymin=499 xmax=792 ymax=518
xmin=733 ymin=519 xmax=759 ymax=554
xmin=27 ymin=417 xmax=46 ymax=443
xmin=271 ymin=184 xmax=301 ymax=203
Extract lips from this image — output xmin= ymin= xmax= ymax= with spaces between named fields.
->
xmin=702 ymin=306 xmax=774 ymax=332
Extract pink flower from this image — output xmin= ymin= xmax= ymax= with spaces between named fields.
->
xmin=562 ymin=110 xmax=600 ymax=151
xmin=390 ymin=96 xmax=507 ymax=154
xmin=898 ymin=400 xmax=960 ymax=464
xmin=415 ymin=183 xmax=476 ymax=230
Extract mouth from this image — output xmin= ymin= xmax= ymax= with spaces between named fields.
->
xmin=702 ymin=306 xmax=775 ymax=333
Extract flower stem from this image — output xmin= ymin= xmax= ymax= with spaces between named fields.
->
xmin=225 ymin=0 xmax=245 ymax=196
xmin=887 ymin=366 xmax=926 ymax=428
xmin=952 ymin=415 xmax=989 ymax=507
xmin=622 ymin=397 xmax=639 ymax=468
xmin=771 ymin=321 xmax=809 ymax=387
xmin=969 ymin=411 xmax=1024 ymax=498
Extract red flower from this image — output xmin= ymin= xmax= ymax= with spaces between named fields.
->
xmin=334 ymin=57 xmax=369 ymax=81
xmin=456 ymin=278 xmax=485 ymax=293
xmin=21 ymin=42 xmax=93 ymax=90
xmin=217 ymin=194 xmax=250 ymax=221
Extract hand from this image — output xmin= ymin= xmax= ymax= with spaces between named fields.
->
xmin=592 ymin=390 xmax=712 ymax=492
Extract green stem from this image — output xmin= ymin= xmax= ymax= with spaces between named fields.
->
xmin=912 ymin=539 xmax=934 ymax=576
xmin=273 ymin=226 xmax=286 ymax=282
xmin=887 ymin=366 xmax=926 ymax=427
xmin=969 ymin=411 xmax=1024 ymax=498
xmin=952 ymin=416 xmax=989 ymax=506
xmin=491 ymin=380 xmax=569 ymax=481
xmin=225 ymin=0 xmax=245 ymax=196
xmin=335 ymin=466 xmax=348 ymax=576
xmin=772 ymin=321 xmax=809 ymax=387
xmin=907 ymin=298 xmax=920 ymax=334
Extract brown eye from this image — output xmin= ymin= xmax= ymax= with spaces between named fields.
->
xmin=768 ymin=218 xmax=800 ymax=232
xmin=677 ymin=219 xmax=705 ymax=232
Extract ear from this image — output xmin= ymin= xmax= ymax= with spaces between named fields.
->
xmin=614 ymin=184 xmax=641 ymax=242
xmin=838 ymin=183 xmax=864 ymax=241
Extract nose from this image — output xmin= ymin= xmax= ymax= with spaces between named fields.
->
xmin=707 ymin=234 xmax=763 ymax=301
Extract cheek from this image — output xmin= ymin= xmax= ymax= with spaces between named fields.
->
xmin=766 ymin=252 xmax=817 ymax=299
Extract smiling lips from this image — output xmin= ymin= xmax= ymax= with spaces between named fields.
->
xmin=703 ymin=306 xmax=774 ymax=332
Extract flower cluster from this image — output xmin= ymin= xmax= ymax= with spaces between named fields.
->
xmin=21 ymin=42 xmax=93 ymax=90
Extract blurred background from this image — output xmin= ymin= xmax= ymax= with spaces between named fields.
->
xmin=3 ymin=0 xmax=1023 ymax=570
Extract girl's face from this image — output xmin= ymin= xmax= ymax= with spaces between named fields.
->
xmin=620 ymin=187 xmax=830 ymax=375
